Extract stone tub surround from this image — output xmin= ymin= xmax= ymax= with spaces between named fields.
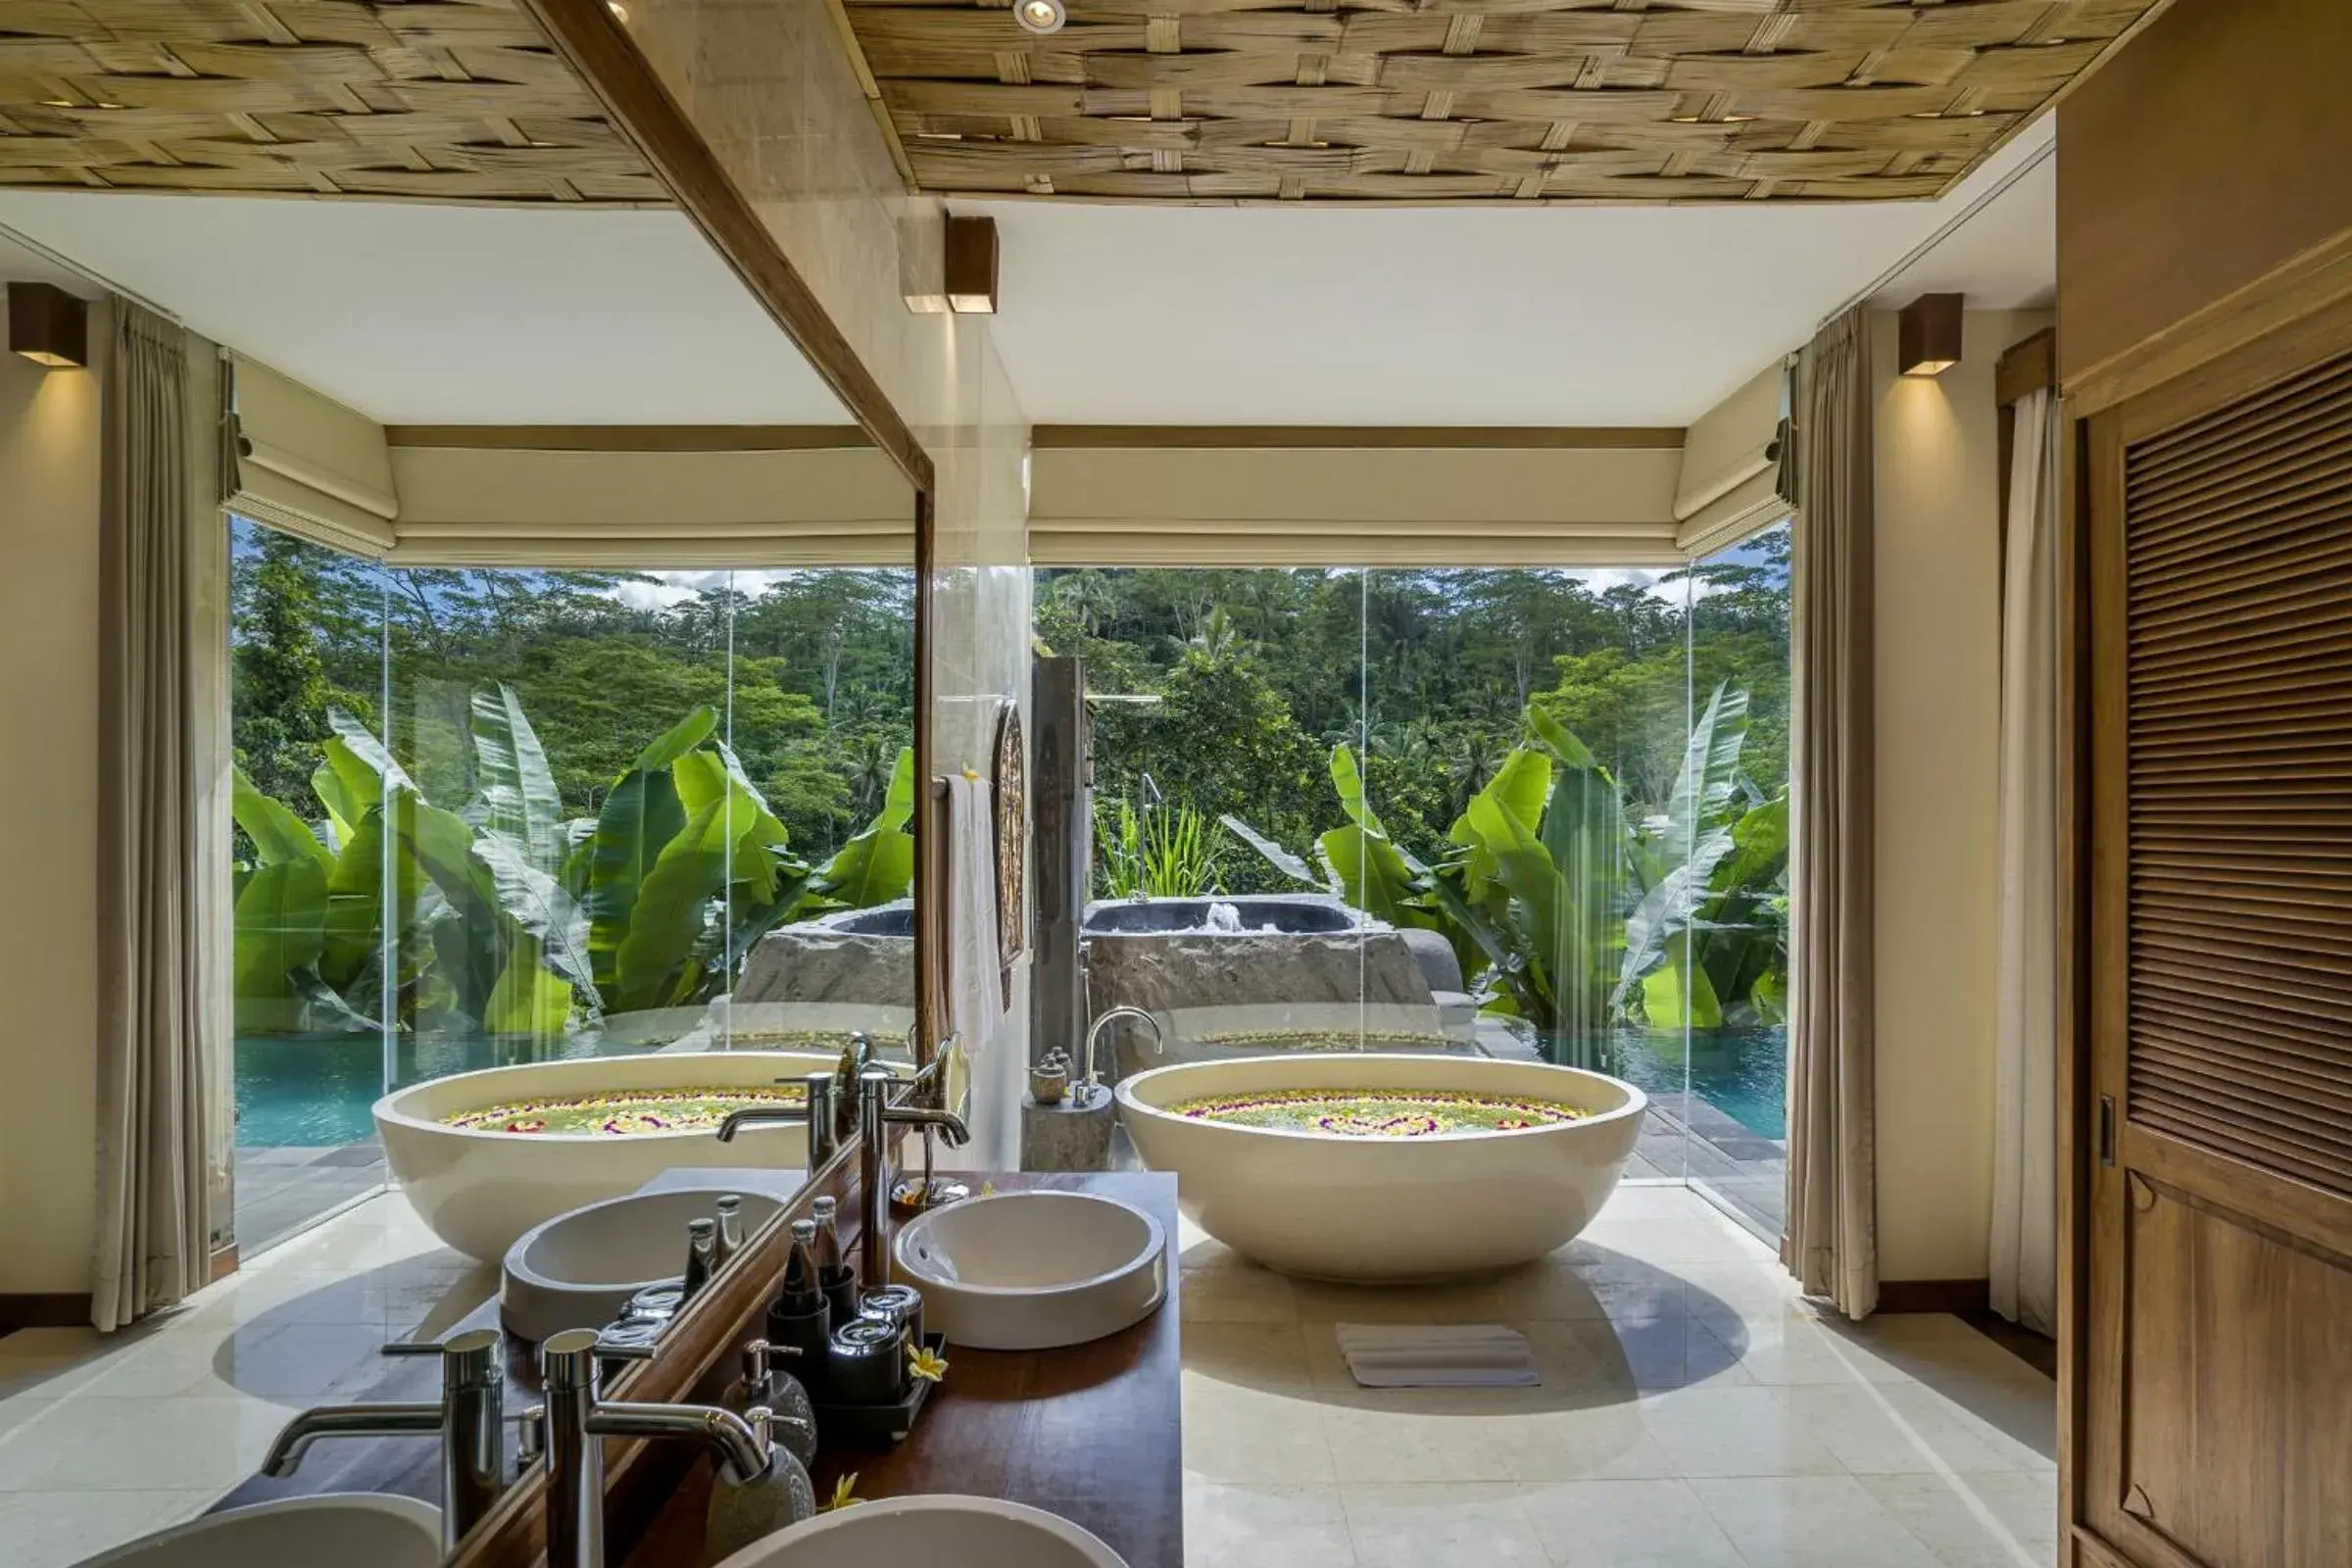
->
xmin=1179 ymin=1183 xmax=2059 ymax=1568
xmin=0 ymin=1194 xmax=490 ymax=1568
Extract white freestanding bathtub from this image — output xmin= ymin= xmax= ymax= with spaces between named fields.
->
xmin=374 ymin=1051 xmax=846 ymax=1262
xmin=1115 ymin=1053 xmax=1645 ymax=1282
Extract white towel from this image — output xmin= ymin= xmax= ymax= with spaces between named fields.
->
xmin=1335 ymin=1323 xmax=1542 ymax=1388
xmin=946 ymin=773 xmax=1005 ymax=1054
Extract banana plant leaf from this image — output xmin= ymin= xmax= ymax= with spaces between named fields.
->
xmin=1664 ymin=683 xmax=1750 ymax=852
xmin=1219 ymin=813 xmax=1325 ymax=892
xmin=233 ymin=857 xmax=327 ymax=1010
xmin=469 ymin=682 xmax=565 ymax=874
xmin=234 ymin=769 xmax=331 ymax=871
xmin=612 ymin=794 xmax=738 ymax=1011
xmin=1320 ymin=746 xmax=1434 ymax=929
xmin=482 ymin=933 xmax=577 ymax=1039
xmin=808 ymin=748 xmax=916 ymax=909
xmin=473 ymin=831 xmax=600 ymax=1020
xmin=585 ymin=708 xmax=714 ymax=994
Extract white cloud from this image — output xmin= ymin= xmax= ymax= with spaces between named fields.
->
xmin=602 ymin=568 xmax=808 ymax=612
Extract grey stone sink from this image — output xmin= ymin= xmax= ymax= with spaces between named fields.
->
xmin=77 ymin=1494 xmax=441 ymax=1568
xmin=893 ymin=1191 xmax=1165 ymax=1350
xmin=710 ymin=1495 xmax=1126 ymax=1568
xmin=502 ymin=1187 xmax=785 ymax=1343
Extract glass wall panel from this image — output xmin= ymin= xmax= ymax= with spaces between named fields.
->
xmin=229 ymin=524 xmax=918 ymax=1252
xmin=1679 ymin=521 xmax=1794 ymax=1237
xmin=1040 ymin=548 xmax=1787 ymax=1239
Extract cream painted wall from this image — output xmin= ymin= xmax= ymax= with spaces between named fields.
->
xmin=1869 ymin=306 xmax=2049 ymax=1284
xmin=618 ymin=0 xmax=1036 ymax=1166
xmin=0 ymin=300 xmax=105 ymax=1297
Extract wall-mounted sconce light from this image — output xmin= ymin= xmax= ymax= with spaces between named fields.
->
xmin=9 ymin=281 xmax=87 ymax=368
xmin=1898 ymin=292 xmax=1962 ymax=377
xmin=946 ymin=215 xmax=999 ymax=315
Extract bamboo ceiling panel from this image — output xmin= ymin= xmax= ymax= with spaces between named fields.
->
xmin=846 ymin=0 xmax=2164 ymax=203
xmin=0 ymin=0 xmax=663 ymax=203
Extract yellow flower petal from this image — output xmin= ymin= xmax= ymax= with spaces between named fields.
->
xmin=907 ymin=1346 xmax=950 ymax=1383
xmin=824 ymin=1473 xmax=862 ymax=1511
xmin=979 ymin=1180 xmax=998 ymax=1198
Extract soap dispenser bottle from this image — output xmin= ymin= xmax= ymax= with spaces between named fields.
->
xmin=725 ymin=1339 xmax=818 ymax=1467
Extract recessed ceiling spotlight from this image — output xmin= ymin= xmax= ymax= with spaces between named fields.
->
xmin=1016 ymin=0 xmax=1066 ymax=35
xmin=1723 ymin=112 xmax=1759 ymax=122
xmin=1667 ymin=114 xmax=1702 ymax=123
xmin=606 ymin=0 xmax=628 ymax=20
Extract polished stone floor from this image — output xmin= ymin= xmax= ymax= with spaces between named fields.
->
xmin=1178 ymin=1185 xmax=2056 ymax=1568
xmin=0 ymin=1184 xmax=2051 ymax=1568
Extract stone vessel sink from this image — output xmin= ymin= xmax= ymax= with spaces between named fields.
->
xmin=710 ymin=1495 xmax=1127 ymax=1568
xmin=893 ymin=1191 xmax=1165 ymax=1351
xmin=502 ymin=1187 xmax=786 ymax=1343
xmin=78 ymin=1495 xmax=442 ymax=1568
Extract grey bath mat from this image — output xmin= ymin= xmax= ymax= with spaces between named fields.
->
xmin=1336 ymin=1323 xmax=1542 ymax=1388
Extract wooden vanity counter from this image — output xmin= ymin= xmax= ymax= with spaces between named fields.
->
xmin=628 ymin=1169 xmax=1184 ymax=1568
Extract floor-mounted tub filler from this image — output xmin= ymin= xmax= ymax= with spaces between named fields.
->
xmin=375 ymin=1051 xmax=850 ymax=1262
xmin=1115 ymin=1053 xmax=1646 ymax=1281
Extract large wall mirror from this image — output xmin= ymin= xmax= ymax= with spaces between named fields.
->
xmin=0 ymin=191 xmax=922 ymax=1548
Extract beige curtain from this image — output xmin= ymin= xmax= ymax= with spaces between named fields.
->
xmin=93 ymin=299 xmax=207 ymax=1332
xmin=1990 ymin=387 xmax=2062 ymax=1335
xmin=1787 ymin=308 xmax=1879 ymax=1320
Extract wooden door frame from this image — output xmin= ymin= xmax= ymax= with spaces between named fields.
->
xmin=2057 ymin=238 xmax=2352 ymax=1568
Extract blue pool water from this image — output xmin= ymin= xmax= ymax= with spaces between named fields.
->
xmin=234 ymin=1033 xmax=558 ymax=1148
xmin=1619 ymin=1027 xmax=1788 ymax=1142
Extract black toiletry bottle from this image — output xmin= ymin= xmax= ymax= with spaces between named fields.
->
xmin=811 ymin=1196 xmax=858 ymax=1324
xmin=764 ymin=1217 xmax=831 ymax=1397
xmin=680 ymin=1217 xmax=719 ymax=1302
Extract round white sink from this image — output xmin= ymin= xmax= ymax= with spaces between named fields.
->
xmin=502 ymin=1187 xmax=785 ymax=1343
xmin=710 ymin=1494 xmax=1126 ymax=1568
xmin=76 ymin=1494 xmax=441 ymax=1568
xmin=893 ymin=1191 xmax=1165 ymax=1351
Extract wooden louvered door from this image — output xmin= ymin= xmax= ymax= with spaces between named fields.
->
xmin=2082 ymin=310 xmax=2352 ymax=1568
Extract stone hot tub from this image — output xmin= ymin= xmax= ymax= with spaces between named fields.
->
xmin=374 ymin=1050 xmax=854 ymax=1262
xmin=1115 ymin=1052 xmax=1644 ymax=1281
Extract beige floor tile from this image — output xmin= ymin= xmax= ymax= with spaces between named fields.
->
xmin=1692 ymin=1474 xmax=1945 ymax=1568
xmin=1184 ymin=1322 xmax=1315 ymax=1392
xmin=1549 ymin=1315 xmax=1752 ymax=1392
xmin=1872 ymin=1379 xmax=2057 ymax=1474
xmin=0 ymin=1395 xmax=295 ymax=1492
xmin=1858 ymin=1471 xmax=2058 ymax=1568
xmin=0 ymin=1488 xmax=219 ymax=1568
xmin=1578 ymin=1214 xmax=1776 ymax=1269
xmin=1341 ymin=1482 xmax=1547 ymax=1568
xmin=1635 ymin=1385 xmax=1846 ymax=1478
xmin=1183 ymin=1377 xmax=1335 ymax=1485
xmin=1182 ymin=1264 xmax=1300 ymax=1325
xmin=1697 ymin=1314 xmax=1921 ymax=1386
xmin=1185 ymin=1477 xmax=1355 ymax=1568
xmin=1318 ymin=1389 xmax=1525 ymax=1484
xmin=1518 ymin=1477 xmax=1746 ymax=1568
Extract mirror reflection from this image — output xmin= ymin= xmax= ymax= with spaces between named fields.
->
xmin=0 ymin=185 xmax=915 ymax=1561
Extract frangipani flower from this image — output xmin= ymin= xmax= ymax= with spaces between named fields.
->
xmin=907 ymin=1345 xmax=950 ymax=1383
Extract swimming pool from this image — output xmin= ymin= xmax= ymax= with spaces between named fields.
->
xmin=1618 ymin=1027 xmax=1788 ymax=1142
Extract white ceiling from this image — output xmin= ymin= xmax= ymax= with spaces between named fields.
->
xmin=0 ymin=195 xmax=848 ymax=424
xmin=1872 ymin=144 xmax=2055 ymax=312
xmin=976 ymin=118 xmax=2057 ymax=426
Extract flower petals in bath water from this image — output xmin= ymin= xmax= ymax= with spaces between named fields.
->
xmin=1168 ymin=1088 xmax=1587 ymax=1137
xmin=442 ymin=1086 xmax=806 ymax=1137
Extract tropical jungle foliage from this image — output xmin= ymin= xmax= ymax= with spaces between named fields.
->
xmin=1041 ymin=537 xmax=1792 ymax=1052
xmin=232 ymin=687 xmax=914 ymax=1039
xmin=1226 ymin=684 xmax=1788 ymax=1054
xmin=1096 ymin=800 xmax=1223 ymax=900
xmin=230 ymin=519 xmax=919 ymax=1042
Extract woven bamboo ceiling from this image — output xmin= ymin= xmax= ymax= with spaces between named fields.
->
xmin=845 ymin=0 xmax=2163 ymax=204
xmin=0 ymin=0 xmax=662 ymax=203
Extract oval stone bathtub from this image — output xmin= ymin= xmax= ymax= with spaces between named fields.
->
xmin=1115 ymin=1053 xmax=1644 ymax=1282
xmin=374 ymin=1051 xmax=846 ymax=1262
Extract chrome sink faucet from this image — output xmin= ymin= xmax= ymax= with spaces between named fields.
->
xmin=715 ymin=1069 xmax=840 ymax=1164
xmin=858 ymin=1067 xmax=970 ymax=1284
xmin=1082 ymin=1004 xmax=1163 ymax=1094
xmin=536 ymin=1328 xmax=772 ymax=1568
xmin=261 ymin=1328 xmax=510 ymax=1552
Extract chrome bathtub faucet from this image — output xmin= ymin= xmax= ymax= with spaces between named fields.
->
xmin=262 ymin=1328 xmax=510 ymax=1552
xmin=1083 ymin=1004 xmax=1164 ymax=1092
xmin=716 ymin=1069 xmax=840 ymax=1164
